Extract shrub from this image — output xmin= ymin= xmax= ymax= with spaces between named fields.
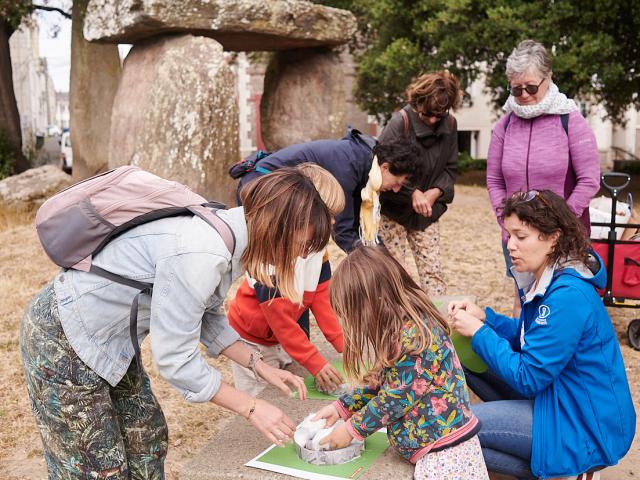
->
xmin=458 ymin=152 xmax=486 ymax=174
xmin=0 ymin=128 xmax=16 ymax=180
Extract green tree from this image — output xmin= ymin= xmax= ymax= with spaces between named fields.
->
xmin=320 ymin=0 xmax=640 ymax=124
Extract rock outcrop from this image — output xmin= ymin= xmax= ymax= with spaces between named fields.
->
xmin=0 ymin=165 xmax=73 ymax=209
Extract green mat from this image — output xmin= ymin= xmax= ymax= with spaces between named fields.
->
xmin=451 ymin=331 xmax=488 ymax=373
xmin=246 ymin=431 xmax=389 ymax=480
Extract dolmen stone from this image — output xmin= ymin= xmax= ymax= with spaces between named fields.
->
xmin=261 ymin=47 xmax=346 ymax=150
xmin=108 ymin=34 xmax=239 ymax=206
xmin=83 ymin=0 xmax=357 ymax=51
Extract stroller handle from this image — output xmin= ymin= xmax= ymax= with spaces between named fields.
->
xmin=601 ymin=172 xmax=631 ymax=198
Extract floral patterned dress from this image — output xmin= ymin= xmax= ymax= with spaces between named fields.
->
xmin=334 ymin=319 xmax=488 ymax=479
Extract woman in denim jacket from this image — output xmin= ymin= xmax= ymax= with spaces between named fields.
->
xmin=20 ymin=168 xmax=333 ymax=479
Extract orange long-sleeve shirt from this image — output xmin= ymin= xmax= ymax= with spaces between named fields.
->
xmin=228 ymin=250 xmax=343 ymax=375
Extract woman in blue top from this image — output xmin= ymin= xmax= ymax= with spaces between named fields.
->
xmin=449 ymin=190 xmax=635 ymax=480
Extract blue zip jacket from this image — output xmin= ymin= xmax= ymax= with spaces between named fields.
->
xmin=472 ymin=254 xmax=636 ymax=478
xmin=237 ymin=128 xmax=374 ymax=252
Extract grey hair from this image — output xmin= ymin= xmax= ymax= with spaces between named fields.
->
xmin=506 ymin=40 xmax=552 ymax=80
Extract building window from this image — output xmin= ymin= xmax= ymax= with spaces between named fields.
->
xmin=458 ymin=130 xmax=480 ymax=158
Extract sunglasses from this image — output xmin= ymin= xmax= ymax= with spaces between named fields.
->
xmin=418 ymin=110 xmax=446 ymax=120
xmin=508 ymin=78 xmax=546 ymax=97
xmin=513 ymin=190 xmax=552 ymax=209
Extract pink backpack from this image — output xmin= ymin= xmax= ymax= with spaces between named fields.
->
xmin=37 ymin=165 xmax=234 ymax=270
xmin=36 ymin=166 xmax=236 ymax=369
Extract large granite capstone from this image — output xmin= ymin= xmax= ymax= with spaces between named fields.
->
xmin=83 ymin=0 xmax=356 ymax=51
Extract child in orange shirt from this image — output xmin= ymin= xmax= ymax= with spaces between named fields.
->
xmin=229 ymin=164 xmax=345 ymax=395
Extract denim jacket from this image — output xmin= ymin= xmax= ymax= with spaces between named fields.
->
xmin=53 ymin=207 xmax=247 ymax=403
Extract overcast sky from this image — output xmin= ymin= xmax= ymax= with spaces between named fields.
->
xmin=35 ymin=3 xmax=130 ymax=93
xmin=37 ymin=8 xmax=72 ymax=92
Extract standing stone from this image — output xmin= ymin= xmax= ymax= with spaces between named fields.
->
xmin=70 ymin=0 xmax=121 ymax=180
xmin=109 ymin=34 xmax=239 ymax=206
xmin=261 ymin=48 xmax=346 ymax=151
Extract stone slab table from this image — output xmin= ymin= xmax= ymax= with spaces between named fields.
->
xmin=83 ymin=0 xmax=356 ymax=51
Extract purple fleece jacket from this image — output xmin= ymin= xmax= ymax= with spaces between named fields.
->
xmin=487 ymin=111 xmax=600 ymax=241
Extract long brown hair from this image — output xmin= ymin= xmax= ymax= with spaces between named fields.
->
xmin=330 ymin=246 xmax=450 ymax=384
xmin=240 ymin=168 xmax=332 ymax=303
xmin=406 ymin=70 xmax=461 ymax=116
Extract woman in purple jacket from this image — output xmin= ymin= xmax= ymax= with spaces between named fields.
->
xmin=487 ymin=39 xmax=600 ymax=316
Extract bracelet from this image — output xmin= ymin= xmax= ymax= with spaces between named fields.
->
xmin=247 ymin=350 xmax=264 ymax=381
xmin=246 ymin=399 xmax=257 ymax=420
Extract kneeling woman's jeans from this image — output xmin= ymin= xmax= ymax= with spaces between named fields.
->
xmin=465 ymin=367 xmax=537 ymax=480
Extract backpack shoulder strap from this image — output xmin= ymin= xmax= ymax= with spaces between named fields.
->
xmin=350 ymin=127 xmax=377 ymax=150
xmin=560 ymin=113 xmax=569 ymax=136
xmin=400 ymin=109 xmax=410 ymax=139
xmin=188 ymin=205 xmax=236 ymax=255
xmin=87 ymin=265 xmax=153 ymax=375
xmin=504 ymin=112 xmax=513 ymax=131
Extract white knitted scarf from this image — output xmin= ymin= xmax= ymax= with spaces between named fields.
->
xmin=503 ymin=82 xmax=579 ymax=119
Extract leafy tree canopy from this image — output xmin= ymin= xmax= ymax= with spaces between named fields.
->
xmin=319 ymin=0 xmax=640 ymax=124
xmin=0 ymin=1 xmax=34 ymax=31
xmin=1 ymin=1 xmax=71 ymax=33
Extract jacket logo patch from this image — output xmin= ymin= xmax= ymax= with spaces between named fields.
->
xmin=536 ymin=305 xmax=550 ymax=325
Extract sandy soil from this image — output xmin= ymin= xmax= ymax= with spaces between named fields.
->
xmin=0 ymin=181 xmax=638 ymax=479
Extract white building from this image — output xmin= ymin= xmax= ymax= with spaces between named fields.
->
xmin=9 ymin=19 xmax=58 ymax=155
xmin=55 ymin=91 xmax=69 ymax=129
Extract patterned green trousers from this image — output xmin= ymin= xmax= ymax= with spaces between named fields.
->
xmin=378 ymin=215 xmax=447 ymax=297
xmin=20 ymin=284 xmax=168 ymax=479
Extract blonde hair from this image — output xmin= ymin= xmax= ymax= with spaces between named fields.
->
xmin=240 ymin=168 xmax=332 ymax=303
xmin=295 ymin=163 xmax=345 ymax=217
xmin=330 ymin=246 xmax=450 ymax=384
xmin=406 ymin=70 xmax=462 ymax=116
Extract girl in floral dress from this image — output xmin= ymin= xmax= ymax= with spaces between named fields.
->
xmin=315 ymin=246 xmax=488 ymax=480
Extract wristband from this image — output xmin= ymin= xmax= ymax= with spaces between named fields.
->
xmin=247 ymin=350 xmax=264 ymax=381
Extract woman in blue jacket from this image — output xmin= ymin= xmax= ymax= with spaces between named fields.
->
xmin=449 ymin=190 xmax=635 ymax=480
xmin=233 ymin=129 xmax=419 ymax=253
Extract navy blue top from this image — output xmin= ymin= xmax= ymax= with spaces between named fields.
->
xmin=238 ymin=129 xmax=374 ymax=252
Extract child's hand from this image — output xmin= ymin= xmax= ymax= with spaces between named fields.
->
xmin=315 ymin=363 xmax=343 ymax=392
xmin=448 ymin=299 xmax=485 ymax=321
xmin=255 ymin=361 xmax=307 ymax=400
xmin=319 ymin=422 xmax=354 ymax=450
xmin=451 ymin=309 xmax=485 ymax=338
xmin=312 ymin=403 xmax=340 ymax=427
